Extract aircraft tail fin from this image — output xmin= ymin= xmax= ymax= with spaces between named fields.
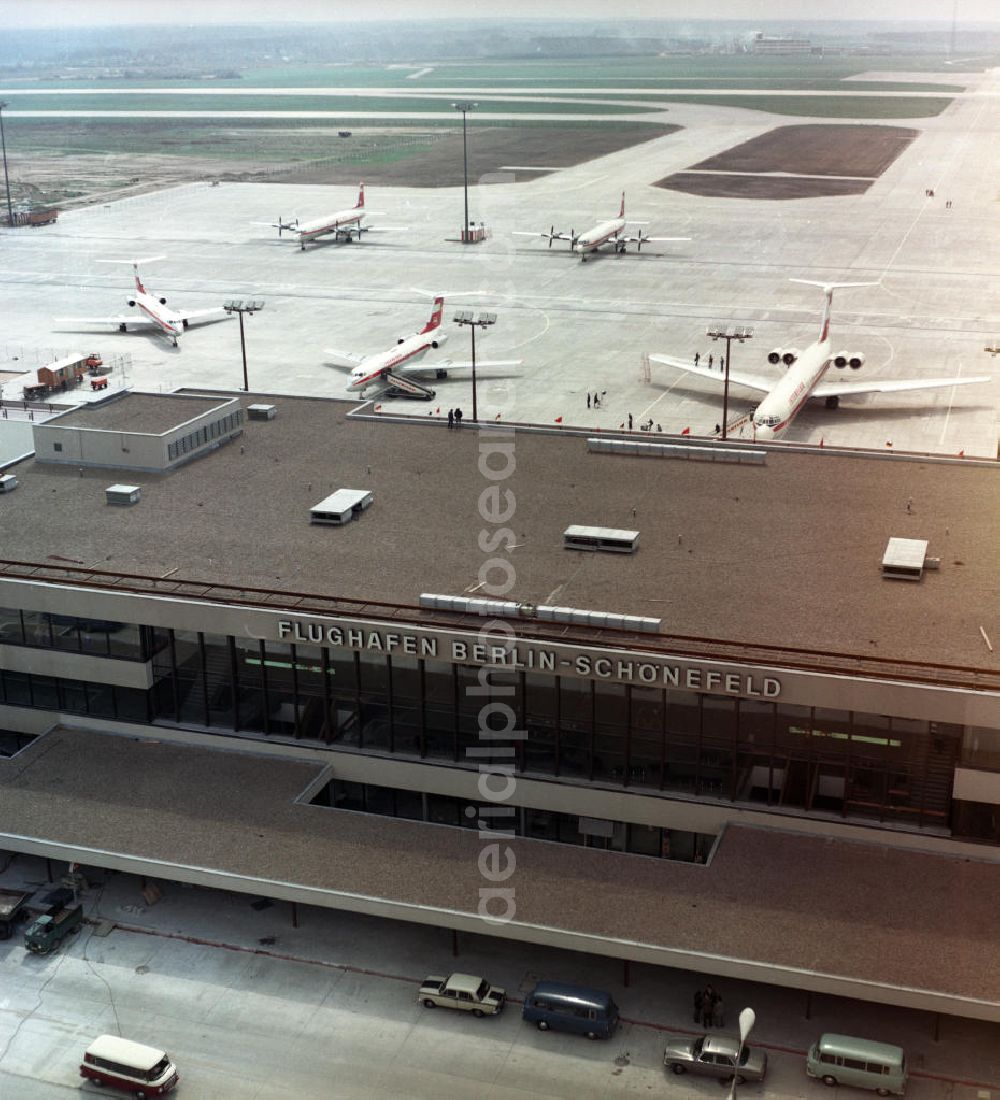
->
xmin=98 ymin=255 xmax=166 ymax=296
xmin=356 ymin=182 xmax=365 ymax=209
xmin=789 ymin=278 xmax=879 ymax=343
xmin=420 ymin=296 xmax=445 ymax=334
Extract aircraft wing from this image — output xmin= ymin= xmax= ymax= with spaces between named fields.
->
xmin=512 ymin=231 xmax=573 ymax=242
xmin=623 ymin=235 xmax=692 ymax=244
xmin=813 ymin=375 xmax=991 ymax=398
xmin=324 ymin=349 xmax=368 ymax=369
xmin=55 ymin=314 xmax=159 ymax=328
xmin=176 ymin=307 xmax=230 ymax=327
xmin=399 ymin=358 xmax=523 ymax=375
xmin=363 ymin=225 xmax=409 ymax=232
xmin=648 ymin=354 xmax=775 ymax=394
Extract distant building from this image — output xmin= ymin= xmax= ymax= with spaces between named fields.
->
xmin=749 ymin=31 xmax=814 ymax=55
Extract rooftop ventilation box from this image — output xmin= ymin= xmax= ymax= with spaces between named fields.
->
xmin=0 ymin=474 xmax=18 ymax=493
xmin=564 ymin=525 xmax=639 ymax=554
xmin=106 ymin=484 xmax=141 ymax=506
xmin=882 ymin=537 xmax=929 ymax=581
xmin=247 ymin=404 xmax=276 ymax=421
xmin=310 ymin=489 xmax=373 ymax=526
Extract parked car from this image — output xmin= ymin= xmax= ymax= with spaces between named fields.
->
xmin=522 ymin=981 xmax=619 ymax=1039
xmin=806 ymin=1033 xmax=907 ymax=1096
xmin=23 ymin=904 xmax=82 ymax=954
xmin=80 ymin=1034 xmax=178 ymax=1097
xmin=663 ymin=1034 xmax=768 ymax=1083
xmin=418 ymin=972 xmax=506 ymax=1016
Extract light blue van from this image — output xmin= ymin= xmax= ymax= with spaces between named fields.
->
xmin=522 ymin=981 xmax=619 ymax=1039
xmin=806 ymin=1034 xmax=907 ymax=1096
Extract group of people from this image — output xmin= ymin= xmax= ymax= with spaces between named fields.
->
xmin=693 ymin=352 xmax=725 ymax=370
xmin=445 ymin=408 xmax=464 ymax=429
xmin=693 ymin=984 xmax=725 ymax=1029
xmin=586 ymin=391 xmax=606 ymax=409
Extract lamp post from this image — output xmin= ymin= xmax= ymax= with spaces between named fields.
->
xmin=451 ymin=101 xmax=478 ymax=243
xmin=452 ymin=309 xmax=497 ymax=422
xmin=0 ymin=102 xmax=14 ymax=229
xmin=726 ymin=1007 xmax=756 ymax=1100
xmin=223 ymin=299 xmax=264 ymax=392
xmin=707 ymin=323 xmax=754 ymax=440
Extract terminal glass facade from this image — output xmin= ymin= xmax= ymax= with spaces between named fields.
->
xmin=0 ymin=617 xmax=979 ymax=835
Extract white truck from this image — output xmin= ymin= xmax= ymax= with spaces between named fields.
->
xmin=418 ymin=972 xmax=506 ymax=1016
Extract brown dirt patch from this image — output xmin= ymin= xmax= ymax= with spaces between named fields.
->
xmin=264 ymin=123 xmax=681 ymax=187
xmin=688 ymin=123 xmax=918 ymax=178
xmin=656 ymin=173 xmax=872 ymax=200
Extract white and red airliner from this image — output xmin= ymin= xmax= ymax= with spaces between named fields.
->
xmin=514 ymin=192 xmax=690 ymax=261
xmin=649 ymin=280 xmax=990 ymax=440
xmin=261 ymin=182 xmax=406 ymax=250
xmin=326 ymin=296 xmax=520 ymax=397
xmin=56 ymin=257 xmax=229 ymax=348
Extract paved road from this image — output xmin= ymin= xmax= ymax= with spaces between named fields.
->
xmin=0 ymin=858 xmax=998 ymax=1098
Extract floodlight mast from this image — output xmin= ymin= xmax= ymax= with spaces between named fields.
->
xmin=451 ymin=101 xmax=478 ymax=243
xmin=0 ymin=102 xmax=14 ymax=229
xmin=453 ymin=309 xmax=497 ymax=422
xmin=706 ymin=324 xmax=754 ymax=440
xmin=223 ymin=299 xmax=265 ymax=392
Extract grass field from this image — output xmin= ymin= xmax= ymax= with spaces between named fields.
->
xmin=1 ymin=53 xmax=983 ymax=90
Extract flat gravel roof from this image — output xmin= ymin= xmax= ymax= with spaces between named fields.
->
xmin=4 ymin=391 xmax=1000 ymax=666
xmin=49 ymin=392 xmax=230 ymax=435
xmin=2 ymin=727 xmax=997 ymax=1015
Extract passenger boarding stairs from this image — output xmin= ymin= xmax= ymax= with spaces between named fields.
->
xmin=380 ymin=371 xmax=436 ymax=401
xmin=712 ymin=412 xmax=757 ymax=441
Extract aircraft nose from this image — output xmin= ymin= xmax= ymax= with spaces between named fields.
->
xmin=754 ymin=424 xmax=774 ymax=441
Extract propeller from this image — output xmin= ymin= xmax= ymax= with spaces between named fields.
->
xmin=272 ymin=217 xmax=299 ymax=236
xmin=570 ymin=228 xmax=578 ymax=249
xmin=547 ymin=224 xmax=556 ymax=248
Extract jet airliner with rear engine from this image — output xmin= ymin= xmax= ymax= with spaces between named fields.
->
xmin=513 ymin=192 xmax=690 ymax=261
xmin=259 ymin=182 xmax=406 ymax=250
xmin=649 ymin=280 xmax=990 ymax=440
xmin=326 ymin=296 xmax=521 ymax=400
xmin=55 ymin=257 xmax=229 ymax=348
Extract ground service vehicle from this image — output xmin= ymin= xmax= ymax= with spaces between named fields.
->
xmin=418 ymin=972 xmax=506 ymax=1016
xmin=23 ymin=903 xmax=82 ymax=953
xmin=80 ymin=1034 xmax=179 ymax=1097
xmin=522 ymin=981 xmax=619 ymax=1039
xmin=0 ymin=888 xmax=31 ymax=939
xmin=663 ymin=1034 xmax=768 ymax=1083
xmin=806 ymin=1033 xmax=907 ymax=1096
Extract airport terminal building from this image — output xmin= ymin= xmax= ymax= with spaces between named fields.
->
xmin=2 ymin=391 xmax=1000 ymax=1021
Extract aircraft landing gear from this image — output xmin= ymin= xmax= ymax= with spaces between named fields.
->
xmin=825 ymin=395 xmax=840 ymax=409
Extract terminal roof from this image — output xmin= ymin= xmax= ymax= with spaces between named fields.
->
xmin=3 ymin=391 xmax=1000 ymax=667
xmin=1 ymin=727 xmax=998 ymax=1019
xmin=49 ymin=392 xmax=229 ymax=434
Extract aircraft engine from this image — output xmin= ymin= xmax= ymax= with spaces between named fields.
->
xmin=781 ymin=348 xmax=800 ymax=366
xmin=159 ymin=297 xmax=167 ymax=305
xmin=848 ymin=352 xmax=865 ymax=370
xmin=397 ymin=338 xmax=405 ymax=345
xmin=767 ymin=348 xmax=784 ymax=364
xmin=833 ymin=351 xmax=850 ymax=368
xmin=431 ymin=332 xmax=448 ymax=350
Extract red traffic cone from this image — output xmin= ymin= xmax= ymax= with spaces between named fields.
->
xmin=681 ymin=426 xmax=691 ymax=436
xmin=554 ymin=416 xmax=563 ymax=423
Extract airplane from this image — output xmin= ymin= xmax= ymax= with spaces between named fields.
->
xmin=55 ymin=257 xmax=229 ymax=348
xmin=259 ymin=182 xmax=406 ymax=250
xmin=513 ymin=192 xmax=690 ymax=261
xmin=648 ymin=279 xmax=991 ymax=441
xmin=325 ymin=296 xmax=521 ymax=399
